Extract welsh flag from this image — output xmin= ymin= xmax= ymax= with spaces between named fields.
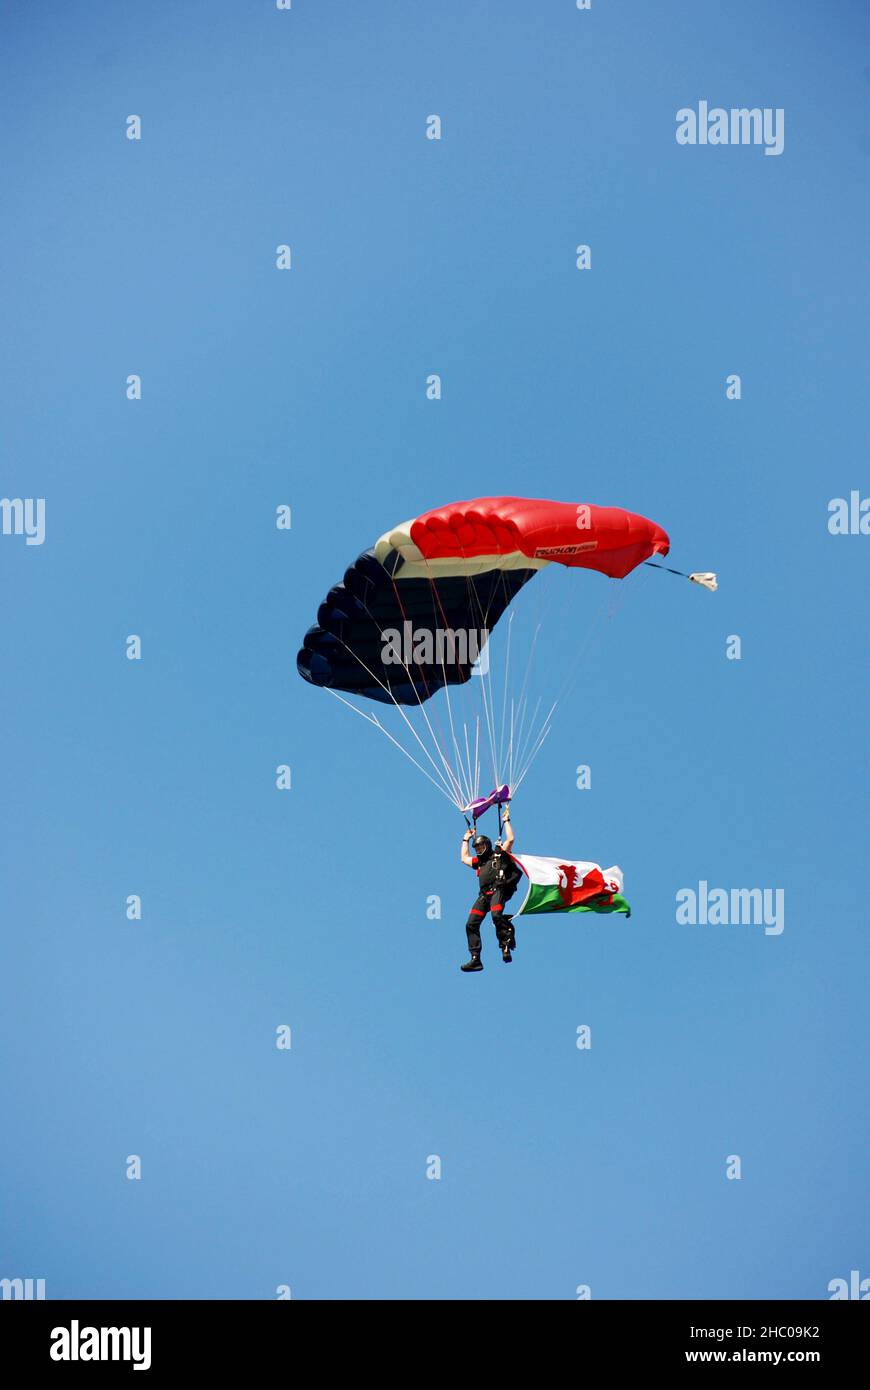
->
xmin=511 ymin=855 xmax=630 ymax=917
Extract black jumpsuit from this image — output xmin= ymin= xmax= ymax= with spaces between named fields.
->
xmin=465 ymin=851 xmax=517 ymax=953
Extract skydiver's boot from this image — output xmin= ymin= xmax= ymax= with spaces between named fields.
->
xmin=504 ymin=915 xmax=516 ymax=951
xmin=501 ymin=943 xmax=512 ymax=963
xmin=460 ymin=951 xmax=483 ymax=972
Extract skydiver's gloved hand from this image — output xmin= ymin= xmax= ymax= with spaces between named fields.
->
xmin=500 ymin=803 xmax=515 ymax=852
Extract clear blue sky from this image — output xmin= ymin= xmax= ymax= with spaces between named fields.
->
xmin=2 ymin=1 xmax=867 ymax=1299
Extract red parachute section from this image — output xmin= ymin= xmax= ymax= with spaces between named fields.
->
xmin=410 ymin=496 xmax=670 ymax=579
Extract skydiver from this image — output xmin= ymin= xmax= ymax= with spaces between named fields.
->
xmin=459 ymin=806 xmax=520 ymax=971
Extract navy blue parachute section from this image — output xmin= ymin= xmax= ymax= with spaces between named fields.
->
xmin=297 ymin=549 xmax=536 ymax=705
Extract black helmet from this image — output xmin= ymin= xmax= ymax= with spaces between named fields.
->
xmin=472 ymin=834 xmax=492 ymax=858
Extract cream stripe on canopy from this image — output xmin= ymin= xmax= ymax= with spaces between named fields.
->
xmin=373 ymin=519 xmax=549 ymax=579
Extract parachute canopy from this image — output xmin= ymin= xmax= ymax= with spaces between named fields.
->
xmin=297 ymin=496 xmax=669 ymax=706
